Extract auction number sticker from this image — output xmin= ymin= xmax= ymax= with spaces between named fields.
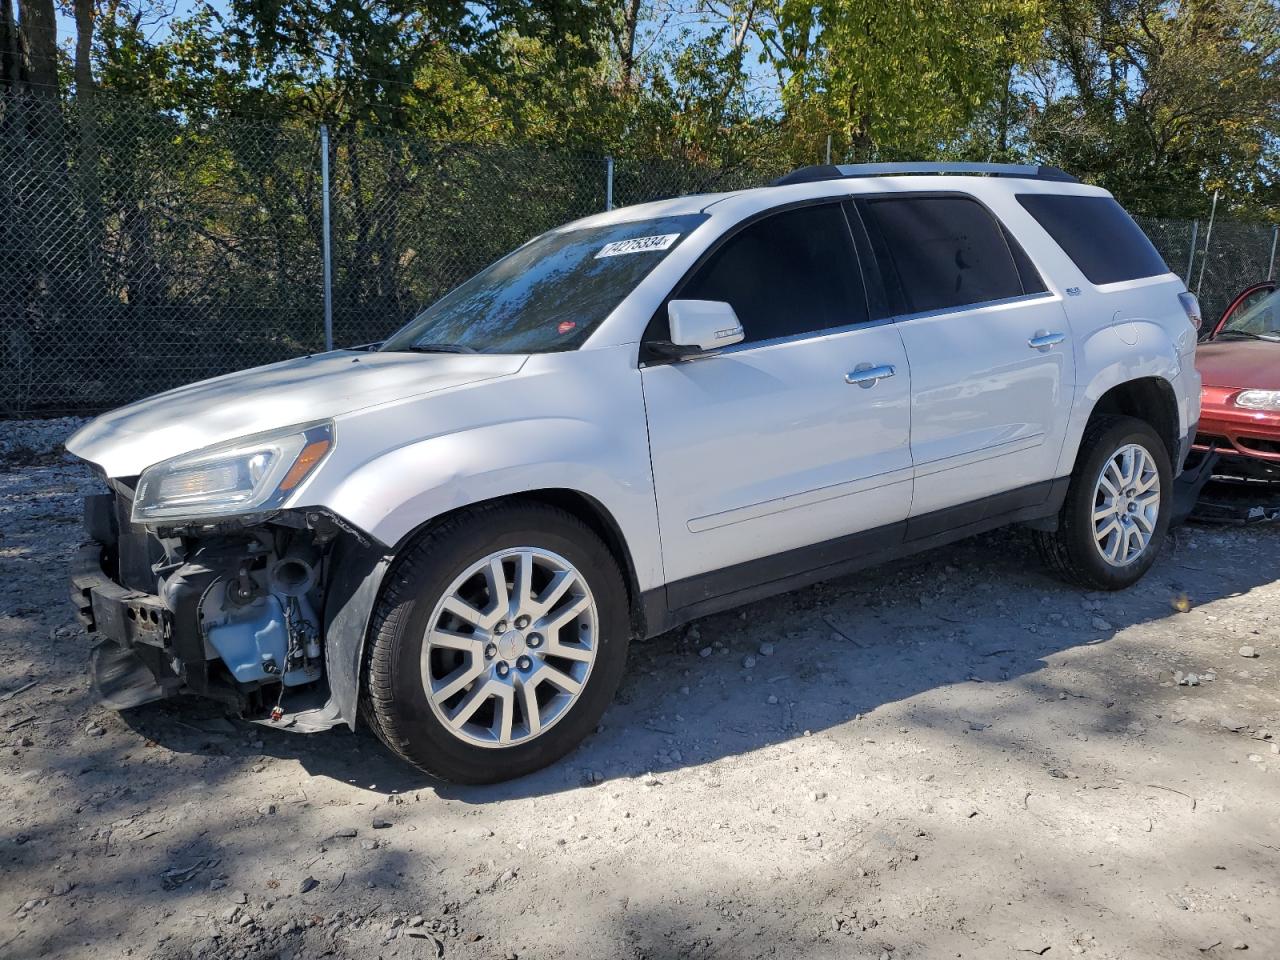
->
xmin=595 ymin=234 xmax=680 ymax=258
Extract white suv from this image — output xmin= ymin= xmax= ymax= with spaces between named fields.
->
xmin=67 ymin=162 xmax=1202 ymax=783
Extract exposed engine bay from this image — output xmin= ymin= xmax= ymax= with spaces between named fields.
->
xmin=71 ymin=480 xmax=385 ymax=731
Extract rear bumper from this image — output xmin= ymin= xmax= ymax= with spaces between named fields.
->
xmin=1177 ymin=420 xmax=1197 ymax=474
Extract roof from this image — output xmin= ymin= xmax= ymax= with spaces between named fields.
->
xmin=561 ymin=163 xmax=1104 ymax=233
xmin=772 ymin=162 xmax=1079 ymax=186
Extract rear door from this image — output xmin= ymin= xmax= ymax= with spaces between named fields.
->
xmin=856 ymin=194 xmax=1076 ymax=527
xmin=640 ymin=202 xmax=913 ymax=601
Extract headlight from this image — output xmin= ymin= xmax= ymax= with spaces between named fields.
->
xmin=133 ymin=422 xmax=333 ymax=523
xmin=1234 ymin=390 xmax=1280 ymax=411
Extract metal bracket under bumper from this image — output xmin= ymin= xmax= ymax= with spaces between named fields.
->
xmin=71 ymin=542 xmax=172 ymax=648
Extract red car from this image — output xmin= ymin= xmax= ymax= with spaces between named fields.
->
xmin=1193 ymin=281 xmax=1280 ymax=482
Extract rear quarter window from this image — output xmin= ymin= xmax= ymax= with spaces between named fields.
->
xmin=1016 ymin=194 xmax=1170 ymax=285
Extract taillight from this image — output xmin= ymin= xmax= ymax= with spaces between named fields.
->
xmin=1178 ymin=291 xmax=1202 ymax=330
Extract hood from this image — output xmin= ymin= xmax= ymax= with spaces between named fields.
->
xmin=1195 ymin=338 xmax=1280 ymax=392
xmin=67 ymin=350 xmax=526 ymax=477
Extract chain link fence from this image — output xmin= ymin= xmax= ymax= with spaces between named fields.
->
xmin=2 ymin=91 xmax=1277 ymax=417
xmin=2 ymin=93 xmax=325 ymax=416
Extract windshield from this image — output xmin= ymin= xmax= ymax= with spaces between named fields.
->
xmin=381 ymin=213 xmax=708 ymax=354
xmin=1219 ymin=286 xmax=1280 ymax=340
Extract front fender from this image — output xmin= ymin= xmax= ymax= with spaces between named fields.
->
xmin=293 ymin=347 xmax=660 ymax=730
xmin=342 ymin=417 xmax=646 ymax=537
xmin=293 ymin=347 xmax=661 ymax=590
xmin=314 ymin=416 xmax=660 ymax=730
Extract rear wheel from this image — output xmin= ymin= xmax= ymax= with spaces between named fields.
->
xmin=1034 ymin=415 xmax=1172 ymax=590
xmin=363 ymin=501 xmax=630 ymax=783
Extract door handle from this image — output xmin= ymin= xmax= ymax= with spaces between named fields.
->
xmin=1028 ymin=332 xmax=1066 ymax=350
xmin=845 ymin=363 xmax=896 ymax=388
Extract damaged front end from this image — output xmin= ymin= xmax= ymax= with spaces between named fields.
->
xmin=70 ymin=482 xmax=387 ymax=733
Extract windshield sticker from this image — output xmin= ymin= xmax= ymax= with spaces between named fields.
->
xmin=594 ymin=233 xmax=680 ymax=258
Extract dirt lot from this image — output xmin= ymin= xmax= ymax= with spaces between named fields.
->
xmin=1 ymin=421 xmax=1278 ymax=960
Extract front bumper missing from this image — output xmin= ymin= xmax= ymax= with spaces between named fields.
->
xmin=70 ymin=495 xmax=389 ymax=734
xmin=73 ymin=537 xmax=350 ymax=730
xmin=91 ymin=638 xmax=170 ymax=710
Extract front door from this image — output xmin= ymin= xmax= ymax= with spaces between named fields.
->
xmin=640 ymin=201 xmax=914 ymax=606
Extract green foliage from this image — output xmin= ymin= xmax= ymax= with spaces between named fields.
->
xmin=68 ymin=0 xmax=1274 ymax=219
xmin=1027 ymin=0 xmax=1279 ymax=219
xmin=759 ymin=0 xmax=1046 ymax=160
xmin=25 ymin=0 xmax=1280 ymax=218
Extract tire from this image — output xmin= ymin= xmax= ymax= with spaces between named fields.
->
xmin=1034 ymin=415 xmax=1172 ymax=591
xmin=362 ymin=500 xmax=630 ymax=783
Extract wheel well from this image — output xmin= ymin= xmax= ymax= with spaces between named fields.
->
xmin=1090 ymin=377 xmax=1180 ymax=460
xmin=394 ymin=489 xmax=647 ymax=637
xmin=521 ymin=489 xmax=644 ymax=630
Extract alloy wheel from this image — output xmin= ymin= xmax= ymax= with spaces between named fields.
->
xmin=1092 ymin=442 xmax=1161 ymax=566
xmin=420 ymin=548 xmax=598 ymax=748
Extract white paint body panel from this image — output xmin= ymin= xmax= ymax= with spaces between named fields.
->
xmin=1051 ymin=274 xmax=1201 ymax=476
xmin=901 ymin=294 xmax=1076 ymax=516
xmin=641 ymin=323 xmax=912 ymax=583
xmin=65 ymin=350 xmax=526 ymax=478
xmin=66 ymin=171 xmax=1199 ymax=611
xmin=297 ymin=347 xmax=663 ymax=590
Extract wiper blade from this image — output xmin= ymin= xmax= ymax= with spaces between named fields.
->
xmin=1215 ymin=329 xmax=1262 ymax=340
xmin=398 ymin=343 xmax=479 ymax=354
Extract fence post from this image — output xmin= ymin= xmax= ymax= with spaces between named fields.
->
xmin=1269 ymin=225 xmax=1278 ymax=282
xmin=1195 ymin=190 xmax=1218 ymax=300
xmin=605 ymin=156 xmax=614 ymax=211
xmin=320 ymin=123 xmax=334 ymax=352
xmin=1184 ymin=220 xmax=1198 ymax=286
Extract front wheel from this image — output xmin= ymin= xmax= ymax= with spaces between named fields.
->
xmin=1034 ymin=415 xmax=1172 ymax=590
xmin=362 ymin=501 xmax=630 ymax=783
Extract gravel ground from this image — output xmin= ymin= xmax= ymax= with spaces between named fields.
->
xmin=2 ymin=418 xmax=1278 ymax=960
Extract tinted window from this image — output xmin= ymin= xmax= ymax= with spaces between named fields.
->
xmin=1017 ymin=194 xmax=1169 ymax=285
xmin=1000 ymin=222 xmax=1047 ymax=295
xmin=678 ymin=203 xmax=867 ymax=343
xmin=861 ymin=196 xmax=1025 ymax=314
xmin=381 ymin=213 xmax=706 ymax=354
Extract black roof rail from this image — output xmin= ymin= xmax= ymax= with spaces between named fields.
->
xmin=771 ymin=162 xmax=1079 ymax=186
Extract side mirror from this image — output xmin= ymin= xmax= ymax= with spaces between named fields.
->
xmin=665 ymin=300 xmax=744 ymax=355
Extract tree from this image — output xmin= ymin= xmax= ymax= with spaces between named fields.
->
xmin=222 ymin=0 xmax=606 ymax=129
xmin=2 ymin=0 xmax=59 ymax=94
xmin=1028 ymin=0 xmax=1280 ymax=218
xmin=754 ymin=0 xmax=1045 ymax=161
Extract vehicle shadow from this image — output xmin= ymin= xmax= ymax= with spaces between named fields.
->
xmin=121 ymin=521 xmax=1279 ymax=801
